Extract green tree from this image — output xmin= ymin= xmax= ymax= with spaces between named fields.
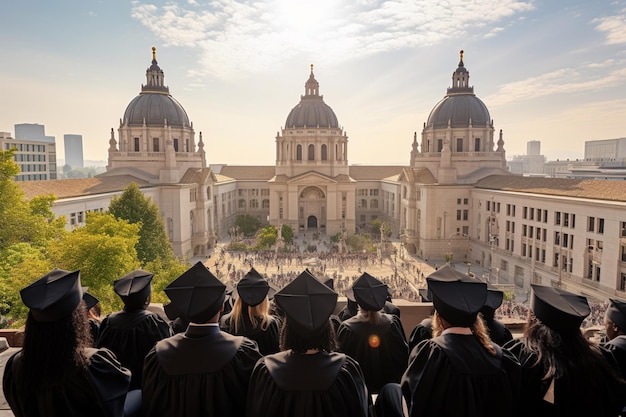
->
xmin=0 ymin=149 xmax=65 ymax=250
xmin=235 ymin=214 xmax=262 ymax=236
xmin=280 ymin=224 xmax=294 ymax=244
xmin=47 ymin=212 xmax=141 ymax=313
xmin=255 ymin=226 xmax=277 ymax=250
xmin=0 ymin=243 xmax=52 ymax=324
xmin=108 ymin=182 xmax=174 ymax=265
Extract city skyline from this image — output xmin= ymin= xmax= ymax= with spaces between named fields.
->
xmin=1 ymin=0 xmax=625 ymax=164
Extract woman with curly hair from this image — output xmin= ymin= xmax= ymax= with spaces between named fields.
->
xmin=504 ymin=285 xmax=626 ymax=416
xmin=3 ymin=269 xmax=132 ymax=417
xmin=220 ymin=267 xmax=281 ymax=355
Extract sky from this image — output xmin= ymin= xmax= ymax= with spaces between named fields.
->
xmin=1 ymin=0 xmax=625 ymax=165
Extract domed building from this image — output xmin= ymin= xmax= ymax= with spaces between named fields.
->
xmin=269 ymin=65 xmax=356 ymax=236
xmin=103 ymin=47 xmax=206 ymax=183
xmin=400 ymin=50 xmax=509 ymax=259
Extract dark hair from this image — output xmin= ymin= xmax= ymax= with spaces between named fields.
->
xmin=280 ymin=319 xmax=338 ymax=353
xmin=525 ymin=314 xmax=623 ymax=383
xmin=21 ymin=301 xmax=92 ymax=391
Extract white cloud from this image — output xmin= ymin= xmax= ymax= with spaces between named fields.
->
xmin=593 ymin=9 xmax=626 ymax=45
xmin=484 ymin=63 xmax=626 ymax=107
xmin=130 ymin=0 xmax=534 ymax=79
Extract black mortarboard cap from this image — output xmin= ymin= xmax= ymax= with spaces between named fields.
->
xmin=323 ymin=278 xmax=334 ymax=290
xmin=344 ymin=287 xmax=356 ymax=302
xmin=352 ymin=272 xmax=388 ymax=311
xmin=82 ymin=287 xmax=99 ymax=311
xmin=164 ymin=261 xmax=226 ymax=323
xmin=20 ymin=269 xmax=83 ymax=322
xmin=427 ymin=266 xmax=487 ymax=327
xmin=530 ymin=284 xmax=590 ymax=332
xmin=484 ymin=288 xmax=504 ymax=311
xmin=274 ymin=269 xmax=337 ymax=334
xmin=418 ymin=288 xmax=431 ymax=302
xmin=607 ymin=298 xmax=626 ymax=333
xmin=163 ymin=301 xmax=183 ymax=321
xmin=113 ymin=270 xmax=153 ymax=309
xmin=237 ymin=267 xmax=271 ymax=307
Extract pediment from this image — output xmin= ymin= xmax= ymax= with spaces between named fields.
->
xmin=287 ymin=171 xmax=337 ymax=185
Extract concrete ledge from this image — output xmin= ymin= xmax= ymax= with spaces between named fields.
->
xmin=0 ymin=338 xmax=7 ymax=353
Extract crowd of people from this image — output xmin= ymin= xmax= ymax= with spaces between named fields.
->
xmin=3 ymin=259 xmax=626 ymax=417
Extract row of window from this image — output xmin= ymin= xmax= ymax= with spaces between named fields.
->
xmin=5 ymin=143 xmax=48 ymax=152
xmin=357 ymin=199 xmax=379 ymax=209
xmin=238 ymin=189 xmax=270 ymax=197
xmin=357 ymin=189 xmax=380 ymax=197
xmin=426 ymin=137 xmax=483 ymax=152
xmin=14 ymin=153 xmax=47 ymax=162
xmin=238 ymin=199 xmax=270 ymax=209
xmin=19 ymin=163 xmax=48 ymax=172
xmin=132 ymin=137 xmax=191 ymax=153
xmin=69 ymin=208 xmax=104 ymax=225
xmin=15 ymin=174 xmax=49 ymax=181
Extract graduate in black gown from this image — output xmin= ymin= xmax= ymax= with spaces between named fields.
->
xmin=82 ymin=288 xmax=102 ymax=345
xmin=399 ymin=271 xmax=521 ymax=417
xmin=337 ymin=291 xmax=359 ymax=322
xmin=246 ymin=269 xmax=371 ymax=417
xmin=3 ymin=269 xmax=132 ymax=417
xmin=481 ymin=287 xmax=513 ymax=347
xmin=337 ymin=272 xmax=408 ymax=394
xmin=142 ymin=261 xmax=262 ymax=417
xmin=220 ymin=267 xmax=282 ymax=355
xmin=505 ymin=285 xmax=626 ymax=417
xmin=603 ymin=298 xmax=626 ymax=415
xmin=96 ymin=269 xmax=172 ymax=390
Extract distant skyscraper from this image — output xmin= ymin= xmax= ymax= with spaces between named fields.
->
xmin=584 ymin=138 xmax=626 ymax=160
xmin=14 ymin=123 xmax=55 ymax=143
xmin=64 ymin=134 xmax=84 ymax=168
xmin=526 ymin=140 xmax=541 ymax=156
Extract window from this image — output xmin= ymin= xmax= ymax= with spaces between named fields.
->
xmin=238 ymin=199 xmax=246 ymax=209
xmin=588 ymin=216 xmax=595 ymax=232
xmin=463 ymin=210 xmax=468 ymax=221
xmin=530 ymin=208 xmax=534 ymax=220
xmin=555 ymin=211 xmax=561 ymax=226
xmin=457 ymin=210 xmax=462 ymax=221
xmin=437 ymin=139 xmax=443 ymax=152
xmin=308 ymin=144 xmax=315 ymax=160
xmin=262 ymin=199 xmax=270 ymax=209
xmin=321 ymin=144 xmax=327 ymax=160
xmin=370 ymin=200 xmax=379 ymax=209
xmin=598 ymin=218 xmax=605 ymax=234
xmin=523 ymin=206 xmax=528 ymax=219
xmin=620 ymin=273 xmax=626 ymax=292
xmin=134 ymin=138 xmax=140 ymax=152
xmin=153 ymin=137 xmax=159 ymax=152
xmin=189 ymin=188 xmax=197 ymax=202
xmin=250 ymin=199 xmax=259 ymax=209
xmin=456 ymin=138 xmax=463 ymax=152
xmin=296 ymin=145 xmax=302 ymax=160
xmin=474 ymin=138 xmax=480 ymax=151
xmin=360 ymin=199 xmax=367 ymax=209
xmin=564 ymin=213 xmax=569 ymax=227
xmin=463 ymin=198 xmax=468 ymax=205
xmin=173 ymin=138 xmax=179 ymax=152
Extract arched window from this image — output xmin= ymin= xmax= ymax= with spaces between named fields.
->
xmin=360 ymin=199 xmax=367 ymax=209
xmin=250 ymin=199 xmax=259 ymax=209
xmin=321 ymin=144 xmax=328 ymax=160
xmin=308 ymin=144 xmax=315 ymax=160
xmin=296 ymin=144 xmax=302 ymax=161
xmin=370 ymin=200 xmax=379 ymax=209
xmin=262 ymin=199 xmax=270 ymax=209
xmin=238 ymin=199 xmax=246 ymax=209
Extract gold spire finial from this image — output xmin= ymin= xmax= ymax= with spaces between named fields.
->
xmin=152 ymin=47 xmax=157 ymax=61
xmin=460 ymin=50 xmax=464 ymax=62
xmin=310 ymin=64 xmax=314 ymax=73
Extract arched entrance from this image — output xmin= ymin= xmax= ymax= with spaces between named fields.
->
xmin=307 ymin=215 xmax=318 ymax=229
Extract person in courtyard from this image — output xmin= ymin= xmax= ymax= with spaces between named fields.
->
xmin=246 ymin=269 xmax=371 ymax=417
xmin=97 ymin=269 xmax=172 ymax=390
xmin=505 ymin=284 xmax=626 ymax=416
xmin=3 ymin=269 xmax=132 ymax=417
xmin=141 ymin=261 xmax=262 ymax=417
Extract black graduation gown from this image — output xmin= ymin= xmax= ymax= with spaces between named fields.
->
xmin=337 ymin=313 xmax=409 ymax=393
xmin=246 ymin=350 xmax=371 ymax=417
xmin=605 ymin=335 xmax=626 ymax=379
xmin=141 ymin=324 xmax=262 ymax=417
xmin=96 ymin=308 xmax=172 ymax=390
xmin=89 ymin=318 xmax=101 ymax=345
xmin=402 ymin=334 xmax=521 ymax=417
xmin=408 ymin=317 xmax=433 ymax=352
xmin=3 ymin=347 xmax=131 ymax=417
xmin=485 ymin=318 xmax=513 ymax=347
xmin=505 ymin=337 xmax=626 ymax=417
xmin=220 ymin=313 xmax=282 ymax=355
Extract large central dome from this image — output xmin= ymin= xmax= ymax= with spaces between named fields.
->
xmin=122 ymin=48 xmax=191 ymax=128
xmin=426 ymin=51 xmax=491 ymax=129
xmin=285 ymin=65 xmax=339 ymax=129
